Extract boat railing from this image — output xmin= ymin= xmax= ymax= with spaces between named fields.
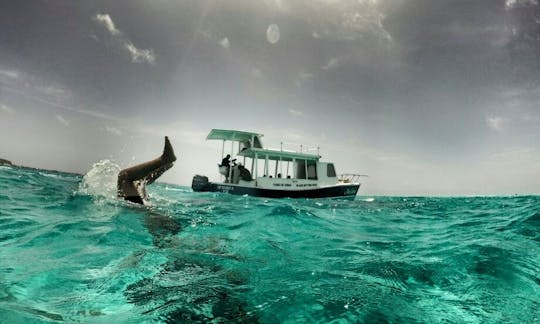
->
xmin=339 ymin=174 xmax=368 ymax=184
xmin=279 ymin=142 xmax=320 ymax=155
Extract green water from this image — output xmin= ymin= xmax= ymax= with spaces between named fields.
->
xmin=0 ymin=162 xmax=539 ymax=323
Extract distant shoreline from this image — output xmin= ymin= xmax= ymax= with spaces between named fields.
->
xmin=0 ymin=158 xmax=83 ymax=177
xmin=0 ymin=158 xmax=12 ymax=166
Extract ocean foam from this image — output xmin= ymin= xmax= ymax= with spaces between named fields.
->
xmin=78 ymin=159 xmax=121 ymax=200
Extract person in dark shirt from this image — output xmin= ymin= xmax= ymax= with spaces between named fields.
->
xmin=238 ymin=164 xmax=252 ymax=181
xmin=221 ymin=154 xmax=231 ymax=167
xmin=219 ymin=154 xmax=232 ymax=183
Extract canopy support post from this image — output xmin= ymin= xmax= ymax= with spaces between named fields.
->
xmin=255 ymin=153 xmax=258 ymax=179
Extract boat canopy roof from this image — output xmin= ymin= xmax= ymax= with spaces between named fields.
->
xmin=239 ymin=148 xmax=320 ymax=162
xmin=206 ymin=128 xmax=320 ymax=161
xmin=206 ymin=129 xmax=263 ymax=143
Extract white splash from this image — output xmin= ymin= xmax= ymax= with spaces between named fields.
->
xmin=78 ymin=159 xmax=121 ymax=199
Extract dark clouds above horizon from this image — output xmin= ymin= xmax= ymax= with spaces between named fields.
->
xmin=1 ymin=0 xmax=540 ymax=195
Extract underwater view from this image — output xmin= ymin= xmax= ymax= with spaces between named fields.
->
xmin=0 ymin=162 xmax=539 ymax=323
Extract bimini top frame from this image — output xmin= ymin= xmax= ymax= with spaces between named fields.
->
xmin=206 ymin=129 xmax=264 ymax=148
xmin=238 ymin=148 xmax=319 ymax=162
xmin=206 ymin=128 xmax=320 ymax=161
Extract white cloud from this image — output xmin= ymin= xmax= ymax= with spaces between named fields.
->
xmin=301 ymin=0 xmax=392 ymax=42
xmin=488 ymin=147 xmax=536 ymax=162
xmin=135 ymin=121 xmax=209 ymax=146
xmin=55 ymin=114 xmax=70 ymax=127
xmin=219 ymin=37 xmax=230 ymax=49
xmin=37 ymin=85 xmax=67 ymax=96
xmin=0 ymin=66 xmax=123 ymax=124
xmin=197 ymin=31 xmax=232 ymax=50
xmin=124 ymin=41 xmax=156 ymax=64
xmin=486 ymin=116 xmax=504 ymax=131
xmin=89 ymin=33 xmax=99 ymax=42
xmin=35 ymin=85 xmax=71 ymax=101
xmin=93 ymin=13 xmax=120 ymax=36
xmin=288 ymin=109 xmax=304 ymax=117
xmin=375 ymin=155 xmax=401 ymax=161
xmin=93 ymin=13 xmax=156 ymax=64
xmin=0 ymin=103 xmax=15 ymax=114
xmin=295 ymin=71 xmax=315 ymax=88
xmin=3 ymin=84 xmax=120 ymax=122
xmin=251 ymin=68 xmax=263 ymax=79
xmin=105 ymin=126 xmax=122 ymax=136
xmin=0 ymin=69 xmax=20 ymax=79
xmin=0 ymin=67 xmax=71 ymax=102
xmin=505 ymin=0 xmax=538 ymax=9
xmin=322 ymin=57 xmax=341 ymax=70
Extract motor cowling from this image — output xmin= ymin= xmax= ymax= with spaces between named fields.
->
xmin=191 ymin=175 xmax=210 ymax=192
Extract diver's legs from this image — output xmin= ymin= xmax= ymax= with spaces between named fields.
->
xmin=144 ymin=162 xmax=173 ymax=185
xmin=118 ymin=137 xmax=177 ymax=199
xmin=118 ymin=137 xmax=176 ymax=182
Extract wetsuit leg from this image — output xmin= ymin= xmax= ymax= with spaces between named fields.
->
xmin=117 ymin=136 xmax=177 ymax=203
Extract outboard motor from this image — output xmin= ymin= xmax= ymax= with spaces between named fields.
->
xmin=192 ymin=175 xmax=210 ymax=192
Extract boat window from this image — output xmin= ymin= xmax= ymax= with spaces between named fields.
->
xmin=240 ymin=140 xmax=251 ymax=151
xmin=307 ymin=162 xmax=317 ymax=180
xmin=296 ymin=161 xmax=306 ymax=179
xmin=327 ymin=164 xmax=336 ymax=177
xmin=296 ymin=160 xmax=317 ymax=180
xmin=253 ymin=136 xmax=263 ymax=149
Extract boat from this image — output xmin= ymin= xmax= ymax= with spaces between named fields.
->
xmin=191 ymin=129 xmax=365 ymax=199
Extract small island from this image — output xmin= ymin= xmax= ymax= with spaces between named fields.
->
xmin=0 ymin=158 xmax=13 ymax=166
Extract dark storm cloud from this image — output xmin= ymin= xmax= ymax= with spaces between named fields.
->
xmin=2 ymin=0 xmax=535 ymax=135
xmin=378 ymin=0 xmax=540 ymax=92
xmin=0 ymin=0 xmax=195 ymax=114
xmin=1 ymin=0 xmax=538 ymax=102
xmin=309 ymin=0 xmax=540 ymax=154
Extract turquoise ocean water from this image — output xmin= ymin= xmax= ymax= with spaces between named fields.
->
xmin=0 ymin=161 xmax=539 ymax=323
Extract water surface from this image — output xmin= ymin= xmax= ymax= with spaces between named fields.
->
xmin=0 ymin=163 xmax=539 ymax=322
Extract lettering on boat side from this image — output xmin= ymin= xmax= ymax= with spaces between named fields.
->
xmin=217 ymin=185 xmax=234 ymax=193
xmin=273 ymin=183 xmax=292 ymax=187
xmin=296 ymin=184 xmax=317 ymax=188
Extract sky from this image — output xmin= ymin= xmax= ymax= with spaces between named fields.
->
xmin=1 ymin=0 xmax=540 ymax=196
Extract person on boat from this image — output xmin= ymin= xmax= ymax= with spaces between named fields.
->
xmin=220 ymin=154 xmax=231 ymax=168
xmin=238 ymin=164 xmax=252 ymax=181
xmin=219 ymin=154 xmax=232 ymax=182
xmin=117 ymin=136 xmax=177 ymax=205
